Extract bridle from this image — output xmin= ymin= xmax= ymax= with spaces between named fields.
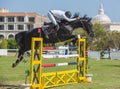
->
xmin=80 ymin=19 xmax=93 ymax=36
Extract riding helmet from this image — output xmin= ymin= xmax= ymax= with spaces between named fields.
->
xmin=65 ymin=11 xmax=71 ymax=18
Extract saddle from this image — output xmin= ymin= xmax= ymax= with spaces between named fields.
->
xmin=42 ymin=22 xmax=58 ymax=38
xmin=42 ymin=21 xmax=68 ymax=39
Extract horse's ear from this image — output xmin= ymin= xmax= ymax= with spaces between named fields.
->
xmin=87 ymin=18 xmax=92 ymax=22
xmin=73 ymin=12 xmax=79 ymax=18
xmin=83 ymin=14 xmax=87 ymax=19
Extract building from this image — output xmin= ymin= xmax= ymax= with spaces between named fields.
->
xmin=92 ymin=4 xmax=120 ymax=32
xmin=92 ymin=4 xmax=111 ymax=24
xmin=0 ymin=8 xmax=48 ymax=39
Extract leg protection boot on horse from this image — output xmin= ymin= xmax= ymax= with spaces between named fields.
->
xmin=12 ymin=55 xmax=23 ymax=68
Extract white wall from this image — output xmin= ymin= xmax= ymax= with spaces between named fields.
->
xmin=0 ymin=49 xmax=7 ymax=56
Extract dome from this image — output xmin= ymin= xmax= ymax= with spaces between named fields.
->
xmin=92 ymin=4 xmax=111 ymax=24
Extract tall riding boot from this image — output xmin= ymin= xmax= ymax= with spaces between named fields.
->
xmin=42 ymin=27 xmax=49 ymax=39
xmin=50 ymin=25 xmax=59 ymax=38
xmin=55 ymin=24 xmax=59 ymax=31
xmin=44 ymin=29 xmax=49 ymax=39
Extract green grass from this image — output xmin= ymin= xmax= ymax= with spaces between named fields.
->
xmin=0 ymin=56 xmax=30 ymax=82
xmin=0 ymin=56 xmax=120 ymax=89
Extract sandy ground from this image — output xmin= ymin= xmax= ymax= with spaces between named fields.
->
xmin=7 ymin=52 xmax=17 ymax=56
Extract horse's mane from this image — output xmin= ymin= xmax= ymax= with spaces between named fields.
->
xmin=72 ymin=12 xmax=80 ymax=18
xmin=80 ymin=15 xmax=92 ymax=22
xmin=72 ymin=13 xmax=92 ymax=23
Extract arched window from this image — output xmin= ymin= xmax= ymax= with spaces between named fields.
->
xmin=8 ymin=34 xmax=14 ymax=38
xmin=0 ymin=34 xmax=4 ymax=39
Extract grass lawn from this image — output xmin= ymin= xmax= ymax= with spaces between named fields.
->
xmin=0 ymin=56 xmax=120 ymax=89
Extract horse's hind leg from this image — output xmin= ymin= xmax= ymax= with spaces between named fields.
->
xmin=12 ymin=48 xmax=24 ymax=68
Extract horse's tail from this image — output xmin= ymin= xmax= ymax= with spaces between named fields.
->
xmin=15 ymin=31 xmax=27 ymax=45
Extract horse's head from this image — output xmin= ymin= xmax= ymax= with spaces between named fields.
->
xmin=71 ymin=15 xmax=95 ymax=37
xmin=79 ymin=15 xmax=95 ymax=37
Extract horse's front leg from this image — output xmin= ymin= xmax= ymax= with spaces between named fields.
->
xmin=67 ymin=35 xmax=78 ymax=45
xmin=12 ymin=48 xmax=24 ymax=68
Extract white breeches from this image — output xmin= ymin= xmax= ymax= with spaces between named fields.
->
xmin=47 ymin=12 xmax=58 ymax=26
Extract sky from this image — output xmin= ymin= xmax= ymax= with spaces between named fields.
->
xmin=0 ymin=0 xmax=120 ymax=22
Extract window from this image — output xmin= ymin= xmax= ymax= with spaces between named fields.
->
xmin=8 ymin=17 xmax=14 ymax=22
xmin=18 ymin=25 xmax=24 ymax=30
xmin=8 ymin=34 xmax=14 ymax=38
xmin=0 ymin=25 xmax=4 ymax=30
xmin=8 ymin=25 xmax=14 ymax=30
xmin=29 ymin=17 xmax=35 ymax=23
xmin=0 ymin=35 xmax=4 ymax=39
xmin=17 ymin=16 xmax=24 ymax=22
xmin=0 ymin=17 xmax=4 ymax=22
xmin=27 ymin=24 xmax=34 ymax=30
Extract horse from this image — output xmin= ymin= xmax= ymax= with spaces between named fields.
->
xmin=12 ymin=15 xmax=95 ymax=68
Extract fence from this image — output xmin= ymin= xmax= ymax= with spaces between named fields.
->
xmin=29 ymin=37 xmax=88 ymax=89
xmin=88 ymin=50 xmax=120 ymax=60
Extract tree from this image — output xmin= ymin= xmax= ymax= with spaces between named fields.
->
xmin=106 ymin=31 xmax=120 ymax=49
xmin=7 ymin=38 xmax=19 ymax=49
xmin=88 ymin=23 xmax=108 ymax=51
xmin=0 ymin=39 xmax=8 ymax=49
xmin=88 ymin=23 xmax=120 ymax=51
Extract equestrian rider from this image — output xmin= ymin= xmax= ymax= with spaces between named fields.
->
xmin=43 ymin=10 xmax=79 ymax=38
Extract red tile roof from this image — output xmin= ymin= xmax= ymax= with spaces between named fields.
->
xmin=0 ymin=12 xmax=44 ymax=17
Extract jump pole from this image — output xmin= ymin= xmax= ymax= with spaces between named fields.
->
xmin=30 ymin=37 xmax=88 ymax=89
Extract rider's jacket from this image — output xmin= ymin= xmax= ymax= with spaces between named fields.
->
xmin=50 ymin=10 xmax=77 ymax=22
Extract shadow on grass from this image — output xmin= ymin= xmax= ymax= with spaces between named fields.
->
xmin=0 ymin=83 xmax=20 ymax=89
xmin=104 ymin=64 xmax=120 ymax=67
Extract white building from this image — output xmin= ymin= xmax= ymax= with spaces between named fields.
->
xmin=92 ymin=4 xmax=120 ymax=32
xmin=0 ymin=8 xmax=48 ymax=39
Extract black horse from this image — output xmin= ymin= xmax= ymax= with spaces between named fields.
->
xmin=12 ymin=15 xmax=95 ymax=68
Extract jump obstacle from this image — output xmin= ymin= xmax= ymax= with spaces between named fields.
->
xmin=30 ymin=37 xmax=88 ymax=89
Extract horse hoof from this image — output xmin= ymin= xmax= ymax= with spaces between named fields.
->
xmin=12 ymin=63 xmax=16 ymax=68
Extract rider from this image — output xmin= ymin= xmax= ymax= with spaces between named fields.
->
xmin=43 ymin=10 xmax=79 ymax=38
